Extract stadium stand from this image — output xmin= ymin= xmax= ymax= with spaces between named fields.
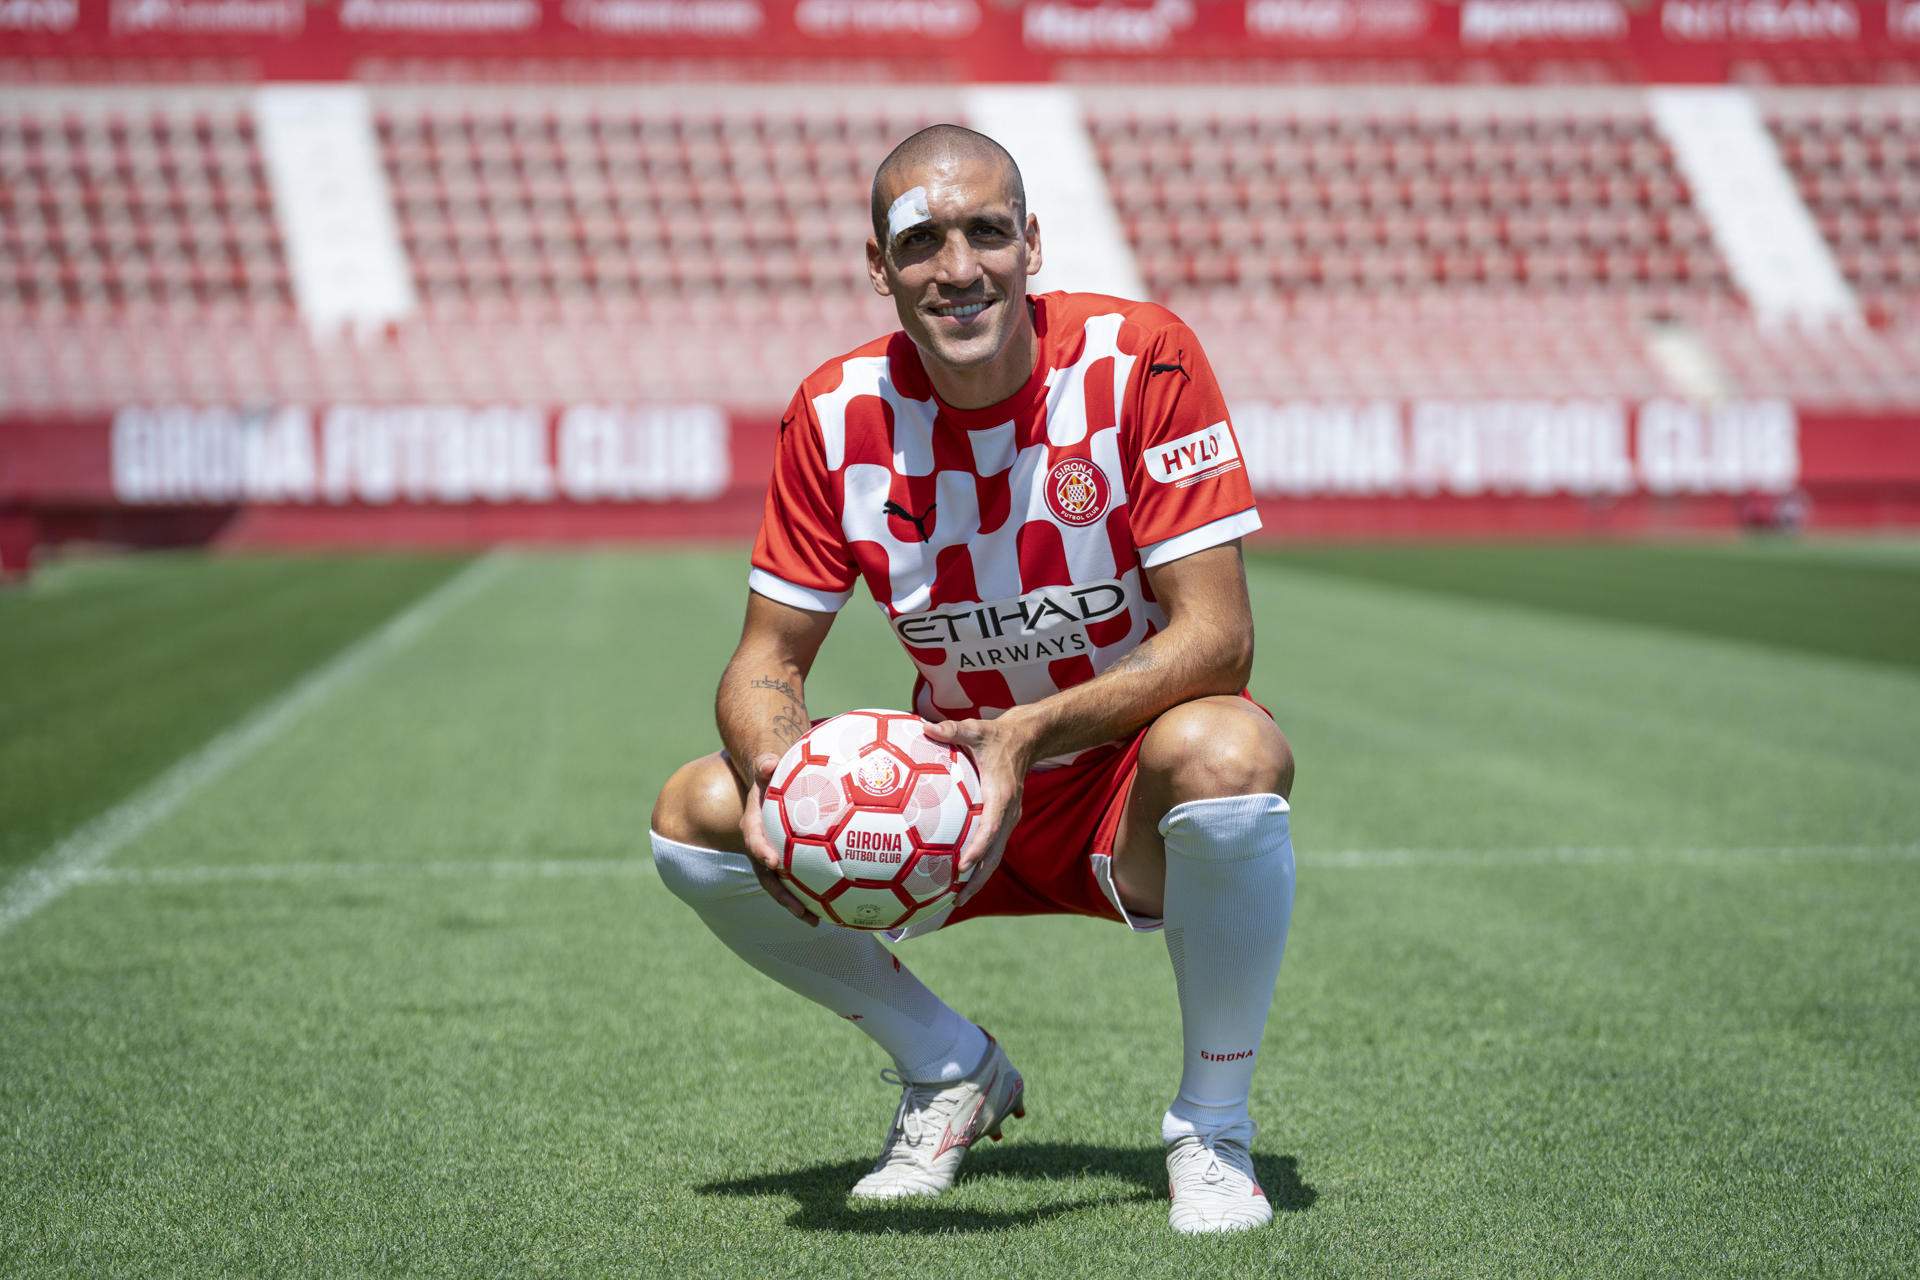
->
xmin=1765 ymin=90 xmax=1920 ymax=324
xmin=365 ymin=87 xmax=959 ymax=404
xmin=0 ymin=88 xmax=298 ymax=413
xmin=2 ymin=84 xmax=1918 ymax=412
xmin=1086 ymin=87 xmax=1738 ymax=403
xmin=1 ymin=87 xmax=955 ymax=411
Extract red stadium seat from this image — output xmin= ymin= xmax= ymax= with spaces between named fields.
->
xmin=3 ymin=85 xmax=1916 ymax=414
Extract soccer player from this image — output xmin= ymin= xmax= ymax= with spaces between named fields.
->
xmin=649 ymin=125 xmax=1296 ymax=1235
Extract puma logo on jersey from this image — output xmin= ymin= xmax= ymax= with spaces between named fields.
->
xmin=1148 ymin=352 xmax=1190 ymax=382
xmin=1145 ymin=421 xmax=1239 ymax=484
xmin=883 ymin=500 xmax=937 ymax=541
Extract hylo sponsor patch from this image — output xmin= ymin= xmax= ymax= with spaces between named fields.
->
xmin=1144 ymin=420 xmax=1239 ymax=484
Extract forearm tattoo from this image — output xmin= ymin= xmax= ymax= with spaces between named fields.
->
xmin=770 ymin=707 xmax=809 ymax=748
xmin=751 ymin=677 xmax=809 ymax=749
xmin=750 ymin=675 xmax=806 ymax=711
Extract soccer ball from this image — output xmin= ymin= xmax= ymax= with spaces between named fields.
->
xmin=760 ymin=709 xmax=982 ymax=931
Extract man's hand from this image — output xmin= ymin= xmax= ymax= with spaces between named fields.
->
xmin=924 ymin=713 xmax=1039 ymax=910
xmin=737 ymin=750 xmax=819 ymax=927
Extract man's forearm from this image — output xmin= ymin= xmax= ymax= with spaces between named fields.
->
xmin=715 ymin=647 xmax=813 ymax=786
xmin=1000 ymin=616 xmax=1251 ymax=765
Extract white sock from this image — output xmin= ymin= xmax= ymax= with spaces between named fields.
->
xmin=1157 ymin=793 xmax=1296 ymax=1145
xmin=651 ymin=832 xmax=988 ymax=1083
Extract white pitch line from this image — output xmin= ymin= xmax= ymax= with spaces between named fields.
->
xmin=0 ymin=553 xmax=508 ymax=939
xmin=73 ymin=857 xmax=646 ymax=887
xmin=52 ymin=842 xmax=1920 ymax=894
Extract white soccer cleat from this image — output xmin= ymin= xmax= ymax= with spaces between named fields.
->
xmin=849 ymin=1035 xmax=1025 ymax=1200
xmin=1166 ymin=1134 xmax=1273 ymax=1234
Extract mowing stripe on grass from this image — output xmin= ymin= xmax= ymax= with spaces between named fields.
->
xmin=1309 ymin=841 xmax=1920 ymax=868
xmin=0 ymin=552 xmax=507 ymax=940
xmin=51 ymin=841 xmax=1920 ymax=893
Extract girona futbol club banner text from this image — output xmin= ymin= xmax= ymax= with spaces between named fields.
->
xmin=5 ymin=1 xmax=1920 ymax=82
xmin=4 ymin=399 xmax=1920 ymax=571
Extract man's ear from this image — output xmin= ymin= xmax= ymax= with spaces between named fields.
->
xmin=866 ymin=236 xmax=893 ymax=297
xmin=1024 ymin=214 xmax=1043 ymax=278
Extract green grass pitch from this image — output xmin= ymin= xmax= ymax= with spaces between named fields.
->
xmin=2 ymin=541 xmax=1916 ymax=1277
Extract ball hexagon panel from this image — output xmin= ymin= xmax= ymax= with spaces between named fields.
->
xmin=769 ymin=744 xmax=808 ymax=791
xmin=899 ymin=850 xmax=956 ymax=905
xmin=778 ymin=763 xmax=846 ymax=837
xmin=826 ymin=881 xmax=915 ymax=930
xmin=881 ymin=714 xmax=951 ymax=765
xmin=901 ymin=773 xmax=976 ymax=848
xmin=784 ymin=839 xmax=842 ymax=902
xmin=805 ymin=710 xmax=883 ymax=765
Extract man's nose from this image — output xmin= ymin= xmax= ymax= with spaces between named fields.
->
xmin=932 ymin=231 xmax=982 ymax=286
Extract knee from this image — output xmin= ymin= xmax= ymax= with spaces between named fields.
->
xmin=1138 ymin=697 xmax=1295 ymax=807
xmin=650 ymin=752 xmax=749 ymax=852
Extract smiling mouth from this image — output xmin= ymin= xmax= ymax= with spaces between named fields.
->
xmin=928 ymin=299 xmax=994 ymax=322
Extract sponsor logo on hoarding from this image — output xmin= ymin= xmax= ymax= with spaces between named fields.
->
xmin=563 ymin=0 xmax=764 ymax=36
xmin=1237 ymin=401 xmax=1411 ymax=496
xmin=555 ymin=404 xmax=730 ymax=501
xmin=1233 ymin=400 xmax=1797 ymax=498
xmin=109 ymin=404 xmax=730 ymax=506
xmin=1661 ymin=1 xmax=1859 ymax=41
xmin=0 ymin=0 xmax=77 ymax=31
xmin=795 ymin=0 xmax=978 ymax=38
xmin=1635 ymin=399 xmax=1799 ymax=496
xmin=112 ymin=407 xmax=318 ymax=504
xmin=338 ymin=0 xmax=540 ymax=33
xmin=1023 ymin=0 xmax=1194 ymax=51
xmin=1244 ymin=0 xmax=1428 ymax=41
xmin=1458 ymin=0 xmax=1626 ymax=43
xmin=320 ymin=406 xmax=554 ymax=503
xmin=111 ymin=0 xmax=303 ymax=34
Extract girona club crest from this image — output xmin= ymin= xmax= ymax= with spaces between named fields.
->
xmin=1044 ymin=458 xmax=1111 ymax=527
xmin=852 ymin=751 xmax=902 ymax=798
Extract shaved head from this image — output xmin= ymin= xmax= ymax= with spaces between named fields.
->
xmin=869 ymin=124 xmax=1026 ymax=247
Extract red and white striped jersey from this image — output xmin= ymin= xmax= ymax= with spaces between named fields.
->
xmin=750 ymin=292 xmax=1260 ymax=766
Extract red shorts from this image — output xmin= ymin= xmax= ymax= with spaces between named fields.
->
xmin=942 ymin=728 xmax=1156 ymax=932
xmin=933 ymin=691 xmax=1271 ymax=933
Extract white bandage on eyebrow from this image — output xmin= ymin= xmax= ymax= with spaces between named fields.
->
xmin=887 ymin=186 xmax=932 ymax=241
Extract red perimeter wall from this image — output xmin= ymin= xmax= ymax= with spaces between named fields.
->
xmin=4 ymin=400 xmax=1918 ymax=573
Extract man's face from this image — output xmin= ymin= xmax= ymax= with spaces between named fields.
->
xmin=866 ymin=153 xmax=1043 ymax=380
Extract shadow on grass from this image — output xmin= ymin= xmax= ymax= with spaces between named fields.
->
xmin=699 ymin=1142 xmax=1316 ymax=1235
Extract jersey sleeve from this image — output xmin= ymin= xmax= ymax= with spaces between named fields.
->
xmin=748 ymin=388 xmax=858 ymax=613
xmin=1121 ymin=321 xmax=1263 ymax=568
